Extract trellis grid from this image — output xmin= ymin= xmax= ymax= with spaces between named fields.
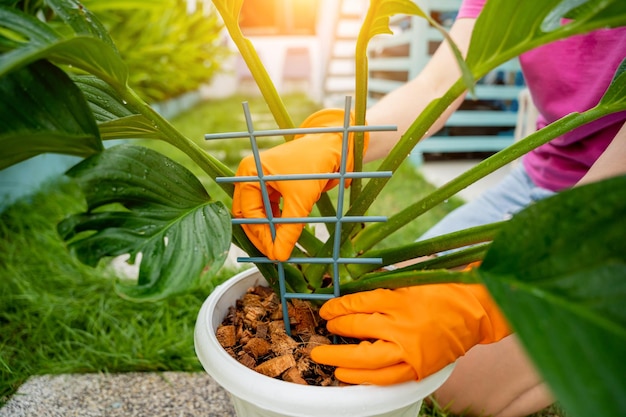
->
xmin=205 ymin=97 xmax=396 ymax=335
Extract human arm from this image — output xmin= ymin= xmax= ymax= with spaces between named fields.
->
xmin=364 ymin=17 xmax=476 ymax=162
xmin=576 ymin=121 xmax=626 ymax=186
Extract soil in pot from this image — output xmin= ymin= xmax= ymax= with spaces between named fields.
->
xmin=216 ymin=284 xmax=348 ymax=386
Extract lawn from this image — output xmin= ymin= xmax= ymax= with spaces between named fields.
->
xmin=0 ymin=93 xmax=563 ymax=416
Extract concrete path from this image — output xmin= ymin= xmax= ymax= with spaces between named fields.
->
xmin=0 ymin=373 xmax=235 ymax=417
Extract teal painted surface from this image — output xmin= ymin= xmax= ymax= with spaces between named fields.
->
xmin=0 ymin=154 xmax=80 ymax=210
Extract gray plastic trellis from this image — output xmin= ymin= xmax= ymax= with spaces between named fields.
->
xmin=205 ymin=97 xmax=396 ymax=335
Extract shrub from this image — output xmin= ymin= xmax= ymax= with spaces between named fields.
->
xmin=82 ymin=0 xmax=229 ymax=102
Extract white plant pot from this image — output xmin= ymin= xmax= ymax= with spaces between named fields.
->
xmin=195 ymin=267 xmax=454 ymax=417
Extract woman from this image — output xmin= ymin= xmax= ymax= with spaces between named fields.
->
xmin=232 ymin=1 xmax=626 ymax=415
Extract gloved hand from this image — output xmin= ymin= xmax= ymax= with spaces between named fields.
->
xmin=310 ymin=283 xmax=511 ymax=385
xmin=232 ymin=109 xmax=368 ymax=261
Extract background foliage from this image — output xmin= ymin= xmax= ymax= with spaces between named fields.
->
xmin=2 ymin=0 xmax=228 ymax=103
xmin=81 ymin=0 xmax=228 ymax=102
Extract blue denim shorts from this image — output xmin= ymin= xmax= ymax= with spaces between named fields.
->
xmin=419 ymin=164 xmax=555 ymax=241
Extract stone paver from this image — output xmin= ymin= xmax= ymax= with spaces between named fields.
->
xmin=0 ymin=372 xmax=236 ymax=417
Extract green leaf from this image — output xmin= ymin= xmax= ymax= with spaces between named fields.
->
xmin=599 ymin=57 xmax=626 ymax=108
xmin=479 ymin=175 xmax=626 ymax=417
xmin=46 ymin=0 xmax=118 ymax=51
xmin=84 ymin=0 xmax=227 ymax=103
xmin=0 ymin=5 xmax=57 ymax=44
xmin=36 ymin=37 xmax=126 ymax=86
xmin=96 ymin=115 xmax=168 ymax=141
xmin=557 ymin=0 xmax=626 ymax=27
xmin=363 ymin=0 xmax=427 ymax=41
xmin=0 ymin=60 xmax=102 ymax=169
xmin=0 ymin=5 xmax=128 ymax=86
xmin=58 ymin=144 xmax=232 ymax=301
xmin=211 ymin=0 xmax=294 ymax=133
xmin=467 ymin=0 xmax=626 ymax=78
xmin=80 ymin=0 xmax=162 ymax=11
xmin=358 ymin=0 xmax=474 ymax=97
xmin=72 ymin=74 xmax=136 ymax=122
xmin=72 ymin=75 xmax=166 ymax=141
xmin=211 ymin=0 xmax=243 ymax=21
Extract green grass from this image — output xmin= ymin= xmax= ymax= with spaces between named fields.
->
xmin=0 ymin=179 xmax=241 ymax=404
xmin=0 ymin=93 xmax=563 ymax=416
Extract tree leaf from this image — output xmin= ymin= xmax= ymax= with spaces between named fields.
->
xmin=479 ymin=175 xmax=626 ymax=417
xmin=0 ymin=60 xmax=102 ymax=169
xmin=58 ymin=144 xmax=232 ymax=301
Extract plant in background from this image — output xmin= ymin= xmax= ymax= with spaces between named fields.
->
xmin=0 ymin=1 xmax=625 ymax=416
xmin=80 ymin=0 xmax=228 ymax=103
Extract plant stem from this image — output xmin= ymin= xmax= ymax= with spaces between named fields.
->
xmin=348 ymin=222 xmax=502 ymax=276
xmin=402 ymin=243 xmax=489 ymax=271
xmin=213 ymin=3 xmax=295 ymax=135
xmin=210 ymin=3 xmax=337 ymax=262
xmin=353 ymin=106 xmax=611 ymax=253
xmin=347 ymin=85 xmax=464 ymax=231
xmin=349 ymin=4 xmax=374 ymax=205
xmin=316 ymin=267 xmax=481 ymax=295
xmin=303 ymin=83 xmax=465 ymax=284
xmin=118 ymin=86 xmax=236 ymax=196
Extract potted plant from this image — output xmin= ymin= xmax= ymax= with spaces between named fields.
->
xmin=194 ymin=266 xmax=456 ymax=417
xmin=1 ymin=1 xmax=624 ymax=416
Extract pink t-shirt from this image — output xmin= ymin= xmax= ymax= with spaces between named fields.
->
xmin=458 ymin=0 xmax=626 ymax=191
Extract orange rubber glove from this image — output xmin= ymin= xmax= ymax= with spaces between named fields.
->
xmin=310 ymin=283 xmax=511 ymax=385
xmin=232 ymin=109 xmax=368 ymax=261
